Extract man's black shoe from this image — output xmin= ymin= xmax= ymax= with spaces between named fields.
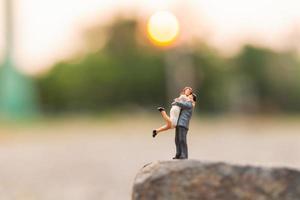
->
xmin=157 ymin=107 xmax=165 ymax=112
xmin=152 ymin=130 xmax=157 ymax=138
xmin=178 ymin=156 xmax=187 ymax=159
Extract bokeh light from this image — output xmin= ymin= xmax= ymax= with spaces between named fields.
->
xmin=147 ymin=11 xmax=179 ymax=46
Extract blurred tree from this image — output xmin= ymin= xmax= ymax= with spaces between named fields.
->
xmin=234 ymin=45 xmax=300 ymax=112
xmin=37 ymin=18 xmax=166 ymax=113
xmin=35 ymin=16 xmax=300 ymax=114
xmin=192 ymin=44 xmax=231 ymax=113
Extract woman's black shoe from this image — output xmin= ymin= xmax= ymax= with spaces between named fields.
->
xmin=157 ymin=107 xmax=165 ymax=112
xmin=152 ymin=130 xmax=157 ymax=138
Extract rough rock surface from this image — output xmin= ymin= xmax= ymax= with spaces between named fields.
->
xmin=132 ymin=160 xmax=300 ymax=200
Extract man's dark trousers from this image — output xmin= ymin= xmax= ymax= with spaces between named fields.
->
xmin=175 ymin=126 xmax=188 ymax=159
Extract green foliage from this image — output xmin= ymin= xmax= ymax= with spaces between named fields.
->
xmin=234 ymin=45 xmax=300 ymax=112
xmin=37 ymin=18 xmax=166 ymax=112
xmin=192 ymin=46 xmax=231 ymax=112
xmin=36 ymin=17 xmax=300 ymax=114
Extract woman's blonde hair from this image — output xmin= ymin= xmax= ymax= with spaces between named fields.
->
xmin=181 ymin=87 xmax=193 ymax=95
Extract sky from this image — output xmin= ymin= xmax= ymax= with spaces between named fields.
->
xmin=0 ymin=0 xmax=300 ymax=74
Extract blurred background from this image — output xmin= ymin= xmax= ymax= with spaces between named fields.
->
xmin=1 ymin=0 xmax=300 ymax=199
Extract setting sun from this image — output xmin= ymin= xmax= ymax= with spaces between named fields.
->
xmin=147 ymin=11 xmax=179 ymax=47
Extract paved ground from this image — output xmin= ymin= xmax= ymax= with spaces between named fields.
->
xmin=1 ymin=114 xmax=300 ymax=200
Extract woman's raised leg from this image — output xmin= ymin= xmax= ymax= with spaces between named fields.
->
xmin=156 ymin=124 xmax=171 ymax=133
xmin=153 ymin=107 xmax=173 ymax=137
xmin=160 ymin=110 xmax=172 ymax=126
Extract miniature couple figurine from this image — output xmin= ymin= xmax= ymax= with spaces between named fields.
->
xmin=153 ymin=87 xmax=196 ymax=159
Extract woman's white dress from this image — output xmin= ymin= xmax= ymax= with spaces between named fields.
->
xmin=170 ymin=105 xmax=181 ymax=127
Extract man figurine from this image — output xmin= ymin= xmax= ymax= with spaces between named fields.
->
xmin=153 ymin=87 xmax=196 ymax=159
xmin=172 ymin=93 xmax=196 ymax=159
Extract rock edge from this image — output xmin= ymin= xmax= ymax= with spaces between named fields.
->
xmin=132 ymin=160 xmax=300 ymax=200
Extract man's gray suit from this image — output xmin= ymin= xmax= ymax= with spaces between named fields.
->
xmin=172 ymin=100 xmax=193 ymax=159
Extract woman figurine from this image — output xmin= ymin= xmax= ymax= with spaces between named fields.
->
xmin=153 ymin=87 xmax=196 ymax=137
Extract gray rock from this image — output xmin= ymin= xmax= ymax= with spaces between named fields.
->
xmin=132 ymin=160 xmax=300 ymax=200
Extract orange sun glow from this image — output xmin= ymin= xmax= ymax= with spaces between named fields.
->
xmin=147 ymin=11 xmax=180 ymax=47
